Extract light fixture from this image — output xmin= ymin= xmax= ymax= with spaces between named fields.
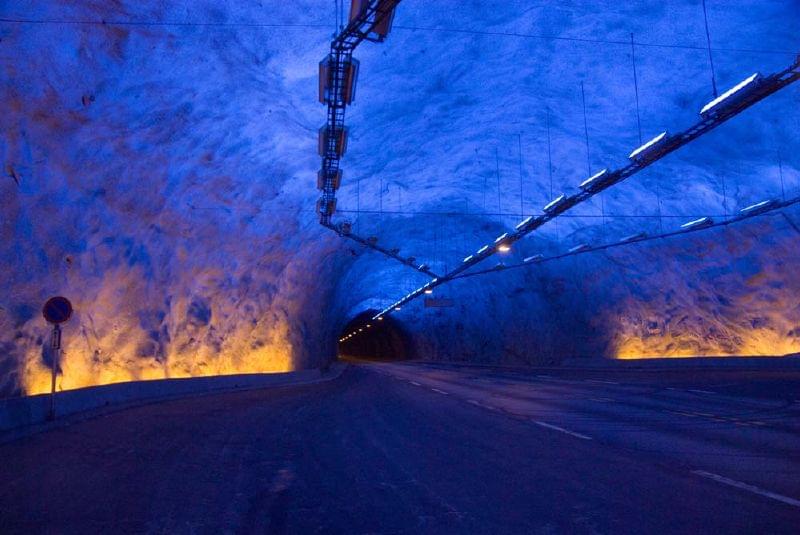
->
xmin=543 ymin=194 xmax=566 ymax=213
xmin=463 ymin=255 xmax=474 ymax=263
xmin=681 ymin=216 xmax=713 ymax=230
xmin=578 ymin=168 xmax=609 ymax=191
xmin=701 ymin=73 xmax=761 ymax=117
xmin=494 ymin=233 xmax=508 ymax=243
xmin=394 ymin=306 xmax=401 ymax=311
xmin=740 ymin=199 xmax=776 ymax=216
xmin=621 ymin=232 xmax=647 ymax=243
xmin=497 ymin=243 xmax=511 ymax=253
xmin=477 ymin=245 xmax=490 ymax=254
xmin=515 ymin=216 xmax=533 ymax=230
xmin=524 ymin=254 xmax=543 ymax=263
xmin=424 ymin=289 xmax=433 ymax=294
xmin=568 ymin=243 xmax=590 ymax=253
xmin=378 ymin=317 xmax=384 ymax=321
xmin=629 ymin=132 xmax=668 ymax=160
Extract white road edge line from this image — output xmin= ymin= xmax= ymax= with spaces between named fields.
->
xmin=431 ymin=388 xmax=448 ymax=395
xmin=534 ymin=421 xmax=592 ymax=440
xmin=692 ymin=470 xmax=800 ymax=508
xmin=410 ymin=381 xmax=421 ymax=386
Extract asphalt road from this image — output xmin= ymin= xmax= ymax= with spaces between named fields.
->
xmin=1 ymin=362 xmax=799 ymax=533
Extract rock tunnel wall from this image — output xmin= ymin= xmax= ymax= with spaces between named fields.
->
xmin=2 ymin=1 xmax=799 ymax=397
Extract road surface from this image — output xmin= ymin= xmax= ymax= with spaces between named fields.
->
xmin=1 ymin=361 xmax=799 ymax=533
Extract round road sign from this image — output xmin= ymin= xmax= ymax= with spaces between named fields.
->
xmin=42 ymin=296 xmax=73 ymax=324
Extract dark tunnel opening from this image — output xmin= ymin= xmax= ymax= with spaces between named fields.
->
xmin=337 ymin=310 xmax=412 ymax=362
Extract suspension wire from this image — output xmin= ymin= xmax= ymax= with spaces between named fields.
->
xmin=630 ymin=33 xmax=643 ymax=145
xmin=546 ymin=107 xmax=558 ymax=242
xmin=580 ymin=82 xmax=591 ymax=176
xmin=701 ymin=0 xmax=719 ymax=97
xmin=581 ymin=81 xmax=605 ymax=236
xmin=389 ymin=24 xmax=796 ymax=56
xmin=1 ymin=16 xmax=796 ymax=57
xmin=546 ymin=110 xmax=554 ymax=199
xmin=778 ymin=150 xmax=787 ymax=202
xmin=336 ymin=208 xmax=737 ymax=219
xmin=720 ymin=167 xmax=729 ymax=218
xmin=518 ymin=133 xmax=524 ymax=217
xmin=495 ymin=147 xmax=502 ymax=217
xmin=0 ymin=16 xmax=330 ymax=29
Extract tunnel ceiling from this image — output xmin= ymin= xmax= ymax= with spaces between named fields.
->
xmin=1 ymin=1 xmax=799 ymax=396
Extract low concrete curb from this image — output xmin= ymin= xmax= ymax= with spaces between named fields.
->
xmin=0 ymin=364 xmax=346 ymax=441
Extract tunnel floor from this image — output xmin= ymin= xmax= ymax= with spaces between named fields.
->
xmin=1 ymin=362 xmax=799 ymax=532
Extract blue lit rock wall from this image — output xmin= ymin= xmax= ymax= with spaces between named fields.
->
xmin=2 ymin=1 xmax=799 ymax=396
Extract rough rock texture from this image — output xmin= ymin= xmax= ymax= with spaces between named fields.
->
xmin=1 ymin=1 xmax=799 ymax=396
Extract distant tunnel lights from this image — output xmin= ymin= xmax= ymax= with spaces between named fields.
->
xmin=629 ymin=132 xmax=668 ymax=160
xmin=700 ymin=73 xmax=761 ymax=118
xmin=497 ymin=244 xmax=511 ymax=253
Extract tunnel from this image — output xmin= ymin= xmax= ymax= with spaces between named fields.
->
xmin=337 ymin=310 xmax=412 ymax=362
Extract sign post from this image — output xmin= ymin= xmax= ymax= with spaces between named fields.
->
xmin=42 ymin=296 xmax=73 ymax=421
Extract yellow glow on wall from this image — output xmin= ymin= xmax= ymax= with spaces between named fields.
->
xmin=611 ymin=300 xmax=800 ymax=359
xmin=614 ymin=331 xmax=800 ymax=359
xmin=19 ymin=265 xmax=297 ymax=396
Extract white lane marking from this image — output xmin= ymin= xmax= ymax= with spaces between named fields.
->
xmin=410 ymin=381 xmax=421 ymax=386
xmin=466 ymin=399 xmax=497 ymax=411
xmin=585 ymin=379 xmax=619 ymax=385
xmin=534 ymin=421 xmax=592 ymax=440
xmin=692 ymin=470 xmax=800 ymax=508
xmin=689 ymin=389 xmax=716 ymax=395
xmin=431 ymin=388 xmax=449 ymax=395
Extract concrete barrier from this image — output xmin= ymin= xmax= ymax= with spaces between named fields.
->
xmin=561 ymin=355 xmax=800 ymax=370
xmin=0 ymin=368 xmax=335 ymax=435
